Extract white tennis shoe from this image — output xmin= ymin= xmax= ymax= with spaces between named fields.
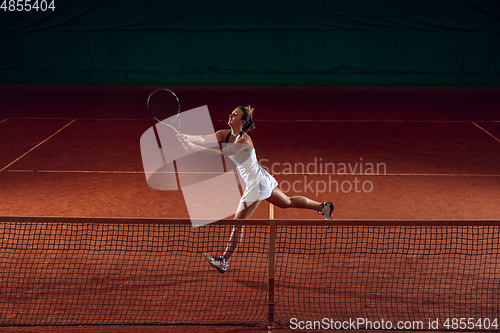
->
xmin=319 ymin=202 xmax=334 ymax=220
xmin=204 ymin=253 xmax=229 ymax=274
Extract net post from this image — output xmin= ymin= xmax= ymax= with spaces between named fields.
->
xmin=268 ymin=203 xmax=276 ymax=332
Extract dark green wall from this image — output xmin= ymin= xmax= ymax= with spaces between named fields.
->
xmin=1 ymin=0 xmax=499 ymax=86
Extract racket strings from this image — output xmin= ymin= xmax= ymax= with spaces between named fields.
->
xmin=147 ymin=88 xmax=181 ymax=125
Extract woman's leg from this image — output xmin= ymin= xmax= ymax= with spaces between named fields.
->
xmin=222 ymin=200 xmax=261 ymax=262
xmin=266 ymin=187 xmax=323 ymax=211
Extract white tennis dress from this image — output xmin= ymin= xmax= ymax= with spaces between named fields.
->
xmin=226 ymin=131 xmax=278 ymax=204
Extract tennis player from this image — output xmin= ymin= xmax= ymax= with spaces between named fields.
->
xmin=178 ymin=106 xmax=334 ymax=273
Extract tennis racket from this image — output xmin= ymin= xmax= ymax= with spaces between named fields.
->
xmin=147 ymin=88 xmax=182 ymax=135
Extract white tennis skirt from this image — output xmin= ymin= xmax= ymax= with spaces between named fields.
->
xmin=240 ymin=170 xmax=278 ymax=204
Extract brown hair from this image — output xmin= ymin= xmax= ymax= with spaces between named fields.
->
xmin=238 ymin=105 xmax=255 ymax=132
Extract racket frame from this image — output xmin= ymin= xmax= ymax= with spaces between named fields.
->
xmin=147 ymin=88 xmax=182 ymax=134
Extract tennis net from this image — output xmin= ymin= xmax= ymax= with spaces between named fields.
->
xmin=1 ymin=216 xmax=499 ymax=331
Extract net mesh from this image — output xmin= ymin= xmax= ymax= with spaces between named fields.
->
xmin=0 ymin=221 xmax=268 ymax=325
xmin=1 ymin=218 xmax=499 ymax=329
xmin=274 ymin=225 xmax=500 ymax=327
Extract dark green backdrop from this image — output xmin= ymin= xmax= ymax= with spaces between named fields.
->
xmin=1 ymin=0 xmax=499 ymax=86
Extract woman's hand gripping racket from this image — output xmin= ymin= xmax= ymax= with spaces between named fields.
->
xmin=147 ymin=88 xmax=182 ymax=135
xmin=147 ymin=88 xmax=196 ymax=151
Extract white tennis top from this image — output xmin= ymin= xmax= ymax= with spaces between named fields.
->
xmin=227 ymin=132 xmax=278 ymax=204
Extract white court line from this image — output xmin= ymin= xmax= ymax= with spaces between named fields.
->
xmin=5 ymin=169 xmax=500 ymax=177
xmin=0 ymin=119 xmax=77 ymax=173
xmin=273 ymin=172 xmax=500 ymax=177
xmin=9 ymin=116 xmax=500 ymax=123
xmin=269 ymin=200 xmax=275 ymax=220
xmin=10 ymin=117 xmax=151 ymax=121
xmin=0 ymin=118 xmax=9 ymax=124
xmin=217 ymin=119 xmax=500 ymax=123
xmin=473 ymin=122 xmax=500 ymax=144
xmin=6 ymin=170 xmax=147 ymax=174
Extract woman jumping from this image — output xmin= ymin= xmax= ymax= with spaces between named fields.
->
xmin=178 ymin=106 xmax=334 ymax=273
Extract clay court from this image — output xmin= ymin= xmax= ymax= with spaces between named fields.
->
xmin=1 ymin=1 xmax=500 ymax=331
xmin=1 ymin=85 xmax=499 ymax=332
